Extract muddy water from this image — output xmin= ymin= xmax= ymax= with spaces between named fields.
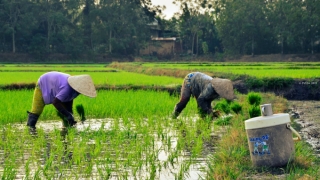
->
xmin=2 ymin=101 xmax=319 ymax=179
xmin=1 ymin=118 xmax=218 ymax=179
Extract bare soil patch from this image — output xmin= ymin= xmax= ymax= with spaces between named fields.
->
xmin=288 ymin=100 xmax=320 ymax=156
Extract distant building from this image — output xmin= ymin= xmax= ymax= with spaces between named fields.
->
xmin=140 ymin=19 xmax=181 ymax=57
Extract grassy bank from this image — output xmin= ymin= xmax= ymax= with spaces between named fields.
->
xmin=206 ymin=93 xmax=319 ymax=179
xmin=109 ymin=62 xmax=320 ymax=79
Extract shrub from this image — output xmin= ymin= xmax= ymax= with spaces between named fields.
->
xmin=246 ymin=77 xmax=294 ymax=91
xmin=245 ymin=77 xmax=264 ymax=89
xmin=247 ymin=92 xmax=262 ymax=106
xmin=262 ymin=77 xmax=294 ymax=90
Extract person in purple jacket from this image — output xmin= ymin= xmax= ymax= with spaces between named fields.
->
xmin=172 ymin=72 xmax=235 ymax=119
xmin=27 ymin=71 xmax=97 ymax=130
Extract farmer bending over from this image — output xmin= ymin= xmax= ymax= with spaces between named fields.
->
xmin=172 ymin=72 xmax=235 ymax=119
xmin=27 ymin=71 xmax=97 ymax=130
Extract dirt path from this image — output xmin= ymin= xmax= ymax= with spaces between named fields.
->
xmin=288 ymin=100 xmax=320 ymax=156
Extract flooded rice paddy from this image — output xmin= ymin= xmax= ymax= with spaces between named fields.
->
xmin=0 ymin=117 xmax=220 ymax=179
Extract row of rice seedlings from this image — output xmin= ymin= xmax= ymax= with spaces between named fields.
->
xmin=0 ymin=71 xmax=182 ymax=86
xmin=0 ymin=90 xmax=195 ymax=124
xmin=0 ymin=88 xmax=224 ymax=179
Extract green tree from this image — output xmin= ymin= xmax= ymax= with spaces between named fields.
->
xmin=92 ymin=0 xmax=157 ymax=55
xmin=28 ymin=0 xmax=72 ymax=56
xmin=266 ymin=0 xmax=299 ymax=54
xmin=172 ymin=0 xmax=220 ymax=55
xmin=214 ymin=0 xmax=268 ymax=55
xmin=301 ymin=0 xmax=320 ymax=54
xmin=0 ymin=0 xmax=36 ymax=53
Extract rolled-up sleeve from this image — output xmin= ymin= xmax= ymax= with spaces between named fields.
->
xmin=197 ymin=84 xmax=215 ymax=114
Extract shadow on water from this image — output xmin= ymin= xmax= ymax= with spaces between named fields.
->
xmin=0 ymin=117 xmax=220 ymax=179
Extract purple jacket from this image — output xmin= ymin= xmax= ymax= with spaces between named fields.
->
xmin=38 ymin=71 xmax=79 ymax=104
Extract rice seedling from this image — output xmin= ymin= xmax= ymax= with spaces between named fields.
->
xmin=1 ymin=89 xmax=216 ymax=179
xmin=76 ymin=104 xmax=86 ymax=122
xmin=230 ymin=102 xmax=242 ymax=114
xmin=247 ymin=92 xmax=263 ymax=118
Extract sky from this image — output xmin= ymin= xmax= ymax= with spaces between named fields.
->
xmin=151 ymin=0 xmax=180 ymax=19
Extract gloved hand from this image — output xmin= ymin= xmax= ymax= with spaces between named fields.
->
xmin=66 ymin=113 xmax=77 ymax=127
xmin=53 ymin=98 xmax=77 ymax=127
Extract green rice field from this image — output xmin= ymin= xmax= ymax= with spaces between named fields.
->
xmin=0 ymin=71 xmax=182 ymax=86
xmin=137 ymin=62 xmax=320 ymax=78
xmin=0 ymin=90 xmax=208 ymax=179
xmin=0 ymin=63 xmax=319 ymax=179
xmin=0 ymin=90 xmax=196 ymax=124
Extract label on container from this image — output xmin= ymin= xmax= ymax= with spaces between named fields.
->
xmin=249 ymin=134 xmax=271 ymax=156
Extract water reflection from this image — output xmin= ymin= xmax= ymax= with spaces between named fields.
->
xmin=1 ymin=118 xmax=218 ymax=179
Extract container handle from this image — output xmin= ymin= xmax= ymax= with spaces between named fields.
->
xmin=286 ymin=124 xmax=301 ymax=142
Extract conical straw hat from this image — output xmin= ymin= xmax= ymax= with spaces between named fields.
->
xmin=211 ymin=78 xmax=235 ymax=100
xmin=68 ymin=75 xmax=97 ymax=98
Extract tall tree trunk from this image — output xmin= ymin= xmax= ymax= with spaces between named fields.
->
xmin=281 ymin=36 xmax=284 ymax=54
xmin=251 ymin=36 xmax=254 ymax=56
xmin=196 ymin=33 xmax=198 ymax=55
xmin=83 ymin=0 xmax=92 ymax=49
xmin=46 ymin=0 xmax=50 ymax=52
xmin=47 ymin=20 xmax=51 ymax=52
xmin=192 ymin=32 xmax=196 ymax=54
xmin=12 ymin=30 xmax=15 ymax=53
xmin=109 ymin=30 xmax=112 ymax=53
xmin=178 ymin=33 xmax=183 ymax=52
xmin=311 ymin=37 xmax=314 ymax=54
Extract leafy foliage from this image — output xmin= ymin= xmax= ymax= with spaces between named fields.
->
xmin=0 ymin=0 xmax=319 ymax=58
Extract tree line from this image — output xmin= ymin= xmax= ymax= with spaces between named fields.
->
xmin=0 ymin=0 xmax=319 ymax=59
